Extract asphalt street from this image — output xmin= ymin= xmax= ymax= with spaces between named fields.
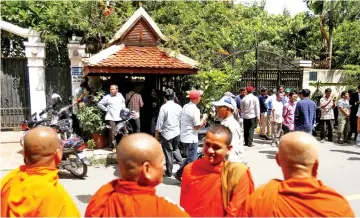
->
xmin=1 ymin=139 xmax=360 ymax=216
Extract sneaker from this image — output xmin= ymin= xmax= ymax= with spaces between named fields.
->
xmin=163 ymin=172 xmax=172 ymax=177
xmin=264 ymin=136 xmax=271 ymax=140
xmin=337 ymin=140 xmax=343 ymax=145
xmin=112 ymin=148 xmax=116 ymax=152
xmin=174 ymin=174 xmax=182 ymax=182
xmin=271 ymin=142 xmax=276 ymax=147
xmin=320 ymin=139 xmax=325 ymax=143
xmin=260 ymin=134 xmax=266 ymax=138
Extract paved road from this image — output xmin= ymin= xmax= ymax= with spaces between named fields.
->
xmin=1 ymin=138 xmax=360 ymax=216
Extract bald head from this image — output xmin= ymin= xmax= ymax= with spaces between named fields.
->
xmin=277 ymin=132 xmax=319 ymax=179
xmin=24 ymin=126 xmax=60 ymax=165
xmin=117 ymin=133 xmax=164 ymax=183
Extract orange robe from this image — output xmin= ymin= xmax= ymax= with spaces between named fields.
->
xmin=1 ymin=165 xmax=80 ymax=217
xmin=180 ymin=158 xmax=254 ymax=217
xmin=85 ymin=179 xmax=190 ymax=217
xmin=240 ymin=178 xmax=355 ymax=217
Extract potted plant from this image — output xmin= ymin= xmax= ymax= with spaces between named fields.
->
xmin=77 ymin=90 xmax=107 ymax=149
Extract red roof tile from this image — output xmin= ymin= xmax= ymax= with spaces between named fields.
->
xmin=89 ymin=46 xmax=196 ymax=69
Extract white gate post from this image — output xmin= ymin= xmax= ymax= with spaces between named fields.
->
xmin=67 ymin=38 xmax=86 ymax=97
xmin=24 ymin=33 xmax=46 ymax=115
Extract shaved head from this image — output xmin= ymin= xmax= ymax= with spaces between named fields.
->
xmin=276 ymin=132 xmax=319 ymax=179
xmin=24 ymin=126 xmax=61 ymax=165
xmin=117 ymin=133 xmax=164 ymax=186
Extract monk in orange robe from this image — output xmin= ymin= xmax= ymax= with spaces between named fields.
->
xmin=180 ymin=125 xmax=254 ymax=217
xmin=85 ymin=133 xmax=189 ymax=217
xmin=1 ymin=126 xmax=80 ymax=217
xmin=240 ymin=131 xmax=355 ymax=217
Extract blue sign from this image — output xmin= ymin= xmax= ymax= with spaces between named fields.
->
xmin=71 ymin=67 xmax=83 ymax=76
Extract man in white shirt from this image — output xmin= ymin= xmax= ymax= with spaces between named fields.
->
xmin=319 ymin=88 xmax=335 ymax=143
xmin=271 ymin=92 xmax=284 ymax=147
xmin=175 ymin=90 xmax=207 ymax=181
xmin=155 ymin=89 xmax=183 ymax=177
xmin=98 ymin=85 xmax=125 ymax=151
xmin=241 ymin=86 xmax=260 ymax=147
xmin=213 ymin=96 xmax=244 ymax=162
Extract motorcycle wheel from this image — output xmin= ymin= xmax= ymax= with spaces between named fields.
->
xmin=68 ymin=155 xmax=88 ymax=179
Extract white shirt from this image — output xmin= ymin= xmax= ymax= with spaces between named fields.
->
xmin=156 ymin=100 xmax=183 ymax=140
xmin=221 ymin=115 xmax=244 ymax=162
xmin=180 ymin=102 xmax=201 ymax=143
xmin=337 ymin=98 xmax=351 ymax=119
xmin=357 ymin=105 xmax=360 ymax=117
xmin=240 ymin=93 xmax=260 ymax=119
xmin=320 ymin=97 xmax=334 ymax=120
xmin=98 ymin=93 xmax=125 ymax=121
xmin=272 ymin=99 xmax=283 ymax=123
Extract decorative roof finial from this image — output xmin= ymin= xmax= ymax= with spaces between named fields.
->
xmin=139 ymin=2 xmax=142 ymax=7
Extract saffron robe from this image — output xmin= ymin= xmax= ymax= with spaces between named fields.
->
xmin=240 ymin=177 xmax=355 ymax=217
xmin=1 ymin=165 xmax=80 ymax=217
xmin=85 ymin=179 xmax=189 ymax=217
xmin=180 ymin=158 xmax=254 ymax=216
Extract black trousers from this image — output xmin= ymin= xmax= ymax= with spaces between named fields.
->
xmin=129 ymin=118 xmax=141 ymax=133
xmin=244 ymin=118 xmax=256 ymax=146
xmin=319 ymin=119 xmax=334 ymax=141
xmin=161 ymin=135 xmax=182 ymax=175
xmin=282 ymin=125 xmax=292 ymax=135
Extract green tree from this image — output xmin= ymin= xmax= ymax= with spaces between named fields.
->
xmin=306 ymin=0 xmax=360 ymax=69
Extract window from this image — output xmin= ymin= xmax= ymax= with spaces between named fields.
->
xmin=309 ymin=71 xmax=317 ymax=81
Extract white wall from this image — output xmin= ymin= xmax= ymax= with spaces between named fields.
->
xmin=302 ymin=68 xmax=347 ymax=97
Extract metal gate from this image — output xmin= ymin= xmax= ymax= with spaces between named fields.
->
xmin=1 ymin=58 xmax=31 ymax=130
xmin=236 ymin=69 xmax=303 ymax=92
xmin=45 ymin=67 xmax=72 ymax=105
xmin=215 ymin=48 xmax=303 ymax=92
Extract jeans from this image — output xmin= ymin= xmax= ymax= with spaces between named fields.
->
xmin=271 ymin=122 xmax=282 ymax=144
xmin=129 ymin=118 xmax=141 ymax=133
xmin=244 ymin=118 xmax=256 ymax=146
xmin=176 ymin=142 xmax=198 ymax=177
xmin=319 ymin=119 xmax=334 ymax=141
xmin=161 ymin=135 xmax=183 ymax=175
xmin=108 ymin=120 xmax=120 ymax=147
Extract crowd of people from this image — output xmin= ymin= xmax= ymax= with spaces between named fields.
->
xmin=234 ymin=84 xmax=360 ymax=146
xmin=1 ymin=126 xmax=355 ymax=216
xmin=3 ymin=83 xmax=358 ymax=216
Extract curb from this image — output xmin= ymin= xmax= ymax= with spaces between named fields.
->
xmin=85 ymin=149 xmax=117 ymax=166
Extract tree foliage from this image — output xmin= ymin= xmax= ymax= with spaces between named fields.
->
xmin=1 ymin=0 xmax=359 ymax=97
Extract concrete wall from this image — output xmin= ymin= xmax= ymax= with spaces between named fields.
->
xmin=302 ymin=68 xmax=346 ymax=97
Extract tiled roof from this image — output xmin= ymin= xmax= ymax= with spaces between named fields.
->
xmin=88 ymin=46 xmax=196 ymax=69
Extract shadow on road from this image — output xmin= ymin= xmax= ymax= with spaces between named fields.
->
xmin=258 ymin=150 xmax=277 ymax=159
xmin=330 ymin=150 xmax=360 ymax=155
xmin=58 ymin=171 xmax=87 ymax=180
xmin=162 ymin=177 xmax=181 ymax=186
xmin=348 ymin=157 xmax=360 ymax=161
xmin=253 ymin=138 xmax=271 ymax=145
xmin=76 ymin=194 xmax=92 ymax=203
xmin=109 ymin=164 xmax=120 ymax=177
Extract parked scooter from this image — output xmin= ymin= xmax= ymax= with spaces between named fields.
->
xmin=108 ymin=108 xmax=135 ymax=146
xmin=20 ymin=93 xmax=90 ymax=179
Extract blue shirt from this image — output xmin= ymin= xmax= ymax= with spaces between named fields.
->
xmin=235 ymin=95 xmax=243 ymax=117
xmin=294 ymin=98 xmax=317 ymax=132
xmin=258 ymin=95 xmax=268 ymax=113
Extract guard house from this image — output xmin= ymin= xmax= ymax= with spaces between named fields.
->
xmin=83 ymin=6 xmax=198 ymax=132
xmin=83 ymin=6 xmax=198 ymax=92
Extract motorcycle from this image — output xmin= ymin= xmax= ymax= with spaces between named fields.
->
xmin=108 ymin=108 xmax=135 ymax=146
xmin=52 ymin=121 xmax=90 ymax=179
xmin=20 ymin=93 xmax=90 ymax=179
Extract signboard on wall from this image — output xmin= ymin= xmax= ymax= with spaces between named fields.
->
xmin=71 ymin=67 xmax=83 ymax=97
